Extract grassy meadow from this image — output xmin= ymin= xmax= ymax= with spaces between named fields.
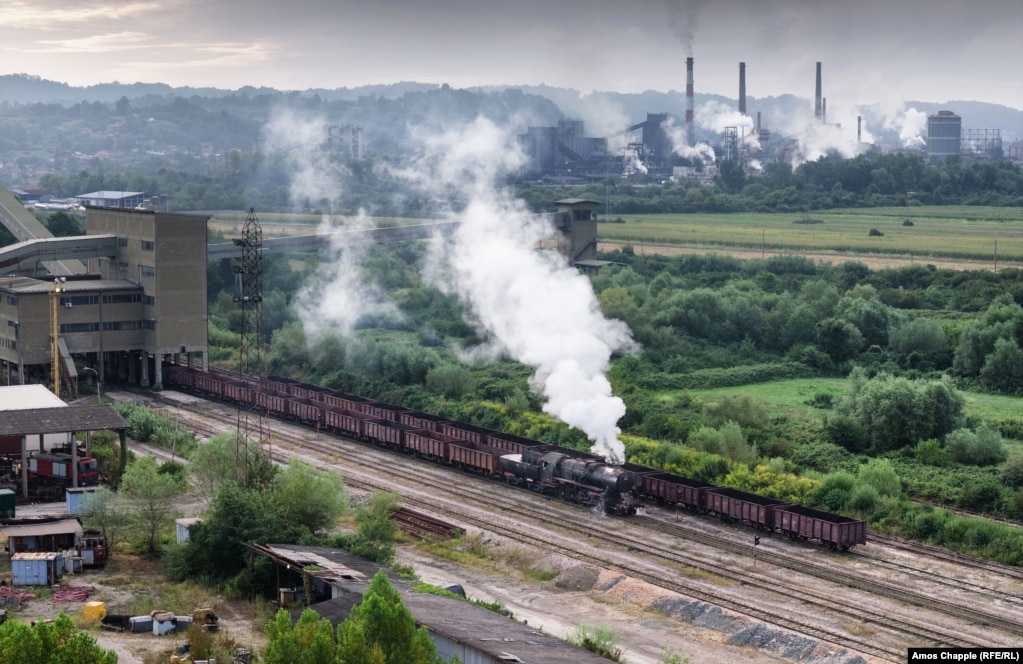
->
xmin=598 ymin=206 xmax=1023 ymax=262
xmin=685 ymin=378 xmax=1023 ymax=431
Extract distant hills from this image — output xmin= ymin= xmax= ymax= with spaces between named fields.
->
xmin=1 ymin=73 xmax=1021 ymax=144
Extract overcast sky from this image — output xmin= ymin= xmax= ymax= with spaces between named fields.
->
xmin=2 ymin=0 xmax=1021 ymax=110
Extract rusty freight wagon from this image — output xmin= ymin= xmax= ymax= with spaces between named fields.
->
xmin=321 ymin=391 xmax=373 ymax=413
xmin=640 ymin=472 xmax=716 ymax=512
xmin=363 ymin=419 xmax=415 ymax=449
xmin=705 ymin=487 xmax=790 ymax=529
xmin=404 ymin=430 xmax=459 ymax=461
xmin=324 ymin=408 xmax=373 ymax=438
xmin=774 ymin=504 xmax=867 ymax=550
xmin=399 ymin=410 xmax=447 ymax=431
xmin=448 ymin=441 xmax=504 ymax=476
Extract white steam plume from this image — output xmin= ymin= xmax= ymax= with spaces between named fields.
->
xmin=888 ymin=107 xmax=928 ymax=148
xmin=415 ymin=117 xmax=636 ymax=462
xmin=264 ymin=107 xmax=401 ymax=338
xmin=662 ymin=116 xmax=716 ymax=166
xmin=696 ymin=100 xmax=761 ymax=150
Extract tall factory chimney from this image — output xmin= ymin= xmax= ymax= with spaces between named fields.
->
xmin=857 ymin=116 xmax=862 ymax=143
xmin=814 ymin=62 xmax=822 ymax=122
xmin=738 ymin=62 xmax=747 ymax=115
xmin=822 ymin=98 xmax=827 ymax=125
xmin=686 ymin=57 xmax=695 ymax=147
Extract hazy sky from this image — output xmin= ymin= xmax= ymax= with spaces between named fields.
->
xmin=3 ymin=0 xmax=1021 ymax=110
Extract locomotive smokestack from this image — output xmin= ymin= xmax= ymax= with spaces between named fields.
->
xmin=814 ymin=61 xmax=822 ymax=122
xmin=686 ymin=56 xmax=695 ymax=147
xmin=738 ymin=62 xmax=746 ymax=115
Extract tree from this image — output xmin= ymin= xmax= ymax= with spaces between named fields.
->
xmin=189 ymin=432 xmax=275 ymax=506
xmin=263 ymin=608 xmax=336 ymax=664
xmin=271 ymin=458 xmax=348 ymax=534
xmin=80 ymin=486 xmax=131 ymax=552
xmin=120 ymin=455 xmax=184 ymax=556
xmin=336 ymin=572 xmax=436 ymax=664
xmin=45 ymin=211 xmax=82 ymax=237
xmin=0 ymin=613 xmax=117 ymax=664
xmin=980 ymin=337 xmax=1023 ymax=393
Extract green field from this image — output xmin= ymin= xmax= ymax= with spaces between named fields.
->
xmin=686 ymin=378 xmax=1023 ymax=425
xmin=598 ymin=206 xmax=1023 ymax=262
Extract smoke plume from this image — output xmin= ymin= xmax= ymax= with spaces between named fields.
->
xmin=662 ymin=116 xmax=716 ymax=166
xmin=665 ymin=0 xmax=709 ymax=56
xmin=414 ymin=117 xmax=636 ymax=462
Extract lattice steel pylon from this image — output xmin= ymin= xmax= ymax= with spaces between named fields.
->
xmin=233 ymin=208 xmax=266 ymax=484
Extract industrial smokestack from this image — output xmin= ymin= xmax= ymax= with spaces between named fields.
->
xmin=857 ymin=115 xmax=862 ymax=143
xmin=757 ymin=111 xmax=761 ymax=132
xmin=814 ymin=62 xmax=822 ymax=122
xmin=738 ymin=62 xmax=746 ymax=116
xmin=822 ymin=98 xmax=827 ymax=125
xmin=686 ymin=57 xmax=695 ymax=147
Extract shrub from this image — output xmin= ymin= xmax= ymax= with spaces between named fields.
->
xmin=868 ymin=228 xmax=884 ymax=236
xmin=914 ymin=439 xmax=950 ymax=467
xmin=946 ymin=425 xmax=1008 ymax=466
xmin=1000 ymin=454 xmax=1023 ymax=489
xmin=857 ymin=458 xmax=901 ymax=498
xmin=569 ymin=624 xmax=624 ymax=662
xmin=848 ymin=484 xmax=880 ymax=516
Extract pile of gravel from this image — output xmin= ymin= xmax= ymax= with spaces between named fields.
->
xmin=552 ymin=565 xmax=599 ymax=591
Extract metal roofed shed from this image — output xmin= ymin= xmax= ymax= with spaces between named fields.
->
xmin=248 ymin=543 xmax=612 ymax=664
xmin=2 ymin=517 xmax=84 ymax=556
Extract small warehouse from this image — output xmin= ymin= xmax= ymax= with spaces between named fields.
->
xmin=0 ymin=385 xmax=72 ymax=454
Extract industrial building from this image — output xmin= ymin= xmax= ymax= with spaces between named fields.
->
xmin=927 ymin=111 xmax=962 ymax=162
xmin=0 ymin=203 xmax=209 ymax=391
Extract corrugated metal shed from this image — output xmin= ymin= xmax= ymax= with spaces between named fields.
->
xmin=251 ymin=543 xmax=611 ymax=664
xmin=0 ymin=405 xmax=126 ymax=436
xmin=1 ymin=517 xmax=84 ymax=538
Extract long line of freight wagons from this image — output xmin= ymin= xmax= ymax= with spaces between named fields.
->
xmin=164 ymin=365 xmax=866 ymax=550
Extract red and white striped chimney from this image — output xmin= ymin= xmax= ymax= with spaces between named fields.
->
xmin=686 ymin=57 xmax=695 ymax=146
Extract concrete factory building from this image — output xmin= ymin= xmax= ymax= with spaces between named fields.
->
xmin=927 ymin=111 xmax=962 ymax=162
xmin=0 ymin=207 xmax=209 ymax=391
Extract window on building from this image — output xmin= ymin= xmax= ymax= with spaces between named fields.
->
xmin=118 ymin=238 xmax=128 ymax=247
xmin=59 ymin=295 xmax=98 ymax=307
xmin=59 ymin=322 xmax=100 ymax=333
xmin=6 ymin=296 xmax=16 ymax=306
xmin=141 ymin=240 xmax=155 ymax=251
xmin=141 ymin=266 xmax=155 ymax=277
xmin=143 ymin=295 xmax=155 ymax=306
xmin=118 ymin=262 xmax=128 ymax=272
xmin=102 ymin=293 xmax=142 ymax=304
xmin=102 ymin=320 xmax=142 ymax=331
xmin=143 ymin=319 xmax=157 ymax=330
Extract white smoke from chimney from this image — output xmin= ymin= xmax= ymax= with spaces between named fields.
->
xmin=661 ymin=116 xmax=716 ymax=166
xmin=413 ymin=117 xmax=636 ymax=462
xmin=666 ymin=0 xmax=709 ymax=56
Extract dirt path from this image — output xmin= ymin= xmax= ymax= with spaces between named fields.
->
xmin=599 ymin=241 xmax=1013 ymax=272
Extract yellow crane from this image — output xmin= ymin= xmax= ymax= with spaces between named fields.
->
xmin=49 ymin=277 xmax=66 ymax=398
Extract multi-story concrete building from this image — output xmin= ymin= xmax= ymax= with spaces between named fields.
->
xmin=0 ymin=208 xmax=209 ymax=391
xmin=927 ymin=111 xmax=962 ymax=162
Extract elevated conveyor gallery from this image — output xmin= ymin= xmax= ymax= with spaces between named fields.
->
xmin=0 ymin=186 xmax=87 ymax=276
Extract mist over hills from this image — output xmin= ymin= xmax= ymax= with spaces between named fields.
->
xmin=3 ymin=71 xmax=1018 ymax=142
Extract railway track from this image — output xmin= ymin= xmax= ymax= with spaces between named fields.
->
xmin=136 ymin=390 xmax=1023 ymax=660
